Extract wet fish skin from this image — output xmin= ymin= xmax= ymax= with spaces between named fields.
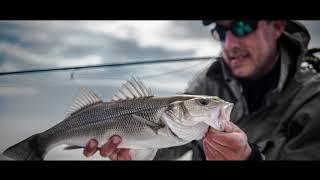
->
xmin=2 ymin=78 xmax=233 ymax=160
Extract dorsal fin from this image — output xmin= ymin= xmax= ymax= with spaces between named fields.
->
xmin=65 ymin=87 xmax=103 ymax=117
xmin=110 ymin=77 xmax=154 ymax=102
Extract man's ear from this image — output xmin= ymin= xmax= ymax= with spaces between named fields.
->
xmin=273 ymin=20 xmax=287 ymax=39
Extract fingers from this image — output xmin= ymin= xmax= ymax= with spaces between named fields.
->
xmin=204 ymin=134 xmax=252 ymax=160
xmin=116 ymin=149 xmax=131 ymax=160
xmin=83 ymin=136 xmax=132 ymax=160
xmin=83 ymin=139 xmax=99 ymax=157
xmin=207 ymin=123 xmax=246 ymax=147
xmin=100 ymin=135 xmax=122 ymax=157
xmin=204 ymin=134 xmax=227 ymax=149
xmin=224 ymin=121 xmax=242 ymax=133
xmin=206 ymin=128 xmax=237 ymax=147
xmin=109 ymin=149 xmax=120 ymax=160
xmin=204 ymin=137 xmax=234 ymax=155
xmin=109 ymin=149 xmax=131 ymax=160
xmin=223 ymin=121 xmax=234 ymax=133
xmin=203 ymin=140 xmax=226 ymax=160
xmin=205 ymin=125 xmax=251 ymax=160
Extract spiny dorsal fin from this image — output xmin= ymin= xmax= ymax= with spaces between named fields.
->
xmin=65 ymin=87 xmax=103 ymax=117
xmin=110 ymin=77 xmax=154 ymax=102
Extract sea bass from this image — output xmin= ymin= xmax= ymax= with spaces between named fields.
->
xmin=2 ymin=77 xmax=233 ymax=160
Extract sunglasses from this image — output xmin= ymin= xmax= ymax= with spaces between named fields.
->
xmin=210 ymin=20 xmax=258 ymax=42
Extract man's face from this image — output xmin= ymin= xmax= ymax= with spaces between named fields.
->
xmin=214 ymin=20 xmax=286 ymax=79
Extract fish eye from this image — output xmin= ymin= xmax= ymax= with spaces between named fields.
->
xmin=198 ymin=98 xmax=209 ymax=106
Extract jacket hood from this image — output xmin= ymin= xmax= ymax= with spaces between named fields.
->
xmin=282 ymin=20 xmax=311 ymax=51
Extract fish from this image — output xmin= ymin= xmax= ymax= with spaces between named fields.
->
xmin=2 ymin=77 xmax=234 ymax=160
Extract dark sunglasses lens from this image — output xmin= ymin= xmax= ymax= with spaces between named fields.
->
xmin=232 ymin=20 xmax=257 ymax=37
xmin=211 ymin=21 xmax=258 ymax=41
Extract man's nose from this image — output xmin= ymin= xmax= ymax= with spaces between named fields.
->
xmin=223 ymin=31 xmax=241 ymax=50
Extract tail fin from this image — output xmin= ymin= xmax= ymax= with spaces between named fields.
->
xmin=2 ymin=134 xmax=46 ymax=160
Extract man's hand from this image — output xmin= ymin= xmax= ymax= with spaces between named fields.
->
xmin=203 ymin=121 xmax=252 ymax=160
xmin=83 ymin=135 xmax=132 ymax=160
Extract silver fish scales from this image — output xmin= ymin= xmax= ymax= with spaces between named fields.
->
xmin=2 ymin=77 xmax=233 ymax=160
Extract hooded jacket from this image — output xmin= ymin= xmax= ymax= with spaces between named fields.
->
xmin=154 ymin=20 xmax=320 ymax=160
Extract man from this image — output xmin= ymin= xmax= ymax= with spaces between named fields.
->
xmin=83 ymin=20 xmax=320 ymax=160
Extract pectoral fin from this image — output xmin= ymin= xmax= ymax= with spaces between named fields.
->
xmin=132 ymin=114 xmax=162 ymax=130
xmin=63 ymin=145 xmax=83 ymax=150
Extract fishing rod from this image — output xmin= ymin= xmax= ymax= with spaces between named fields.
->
xmin=0 ymin=56 xmax=218 ymax=76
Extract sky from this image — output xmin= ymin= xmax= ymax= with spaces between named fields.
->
xmin=0 ymin=20 xmax=221 ymax=72
xmin=0 ymin=20 xmax=319 ymax=160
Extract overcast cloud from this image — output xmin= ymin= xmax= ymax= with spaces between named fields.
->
xmin=0 ymin=20 xmax=319 ymax=160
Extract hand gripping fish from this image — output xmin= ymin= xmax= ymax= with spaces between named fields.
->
xmin=2 ymin=77 xmax=233 ymax=160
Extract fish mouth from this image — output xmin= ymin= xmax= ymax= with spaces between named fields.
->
xmin=205 ymin=103 xmax=234 ymax=130
xmin=219 ymin=103 xmax=234 ymax=121
xmin=225 ymin=103 xmax=234 ymax=120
